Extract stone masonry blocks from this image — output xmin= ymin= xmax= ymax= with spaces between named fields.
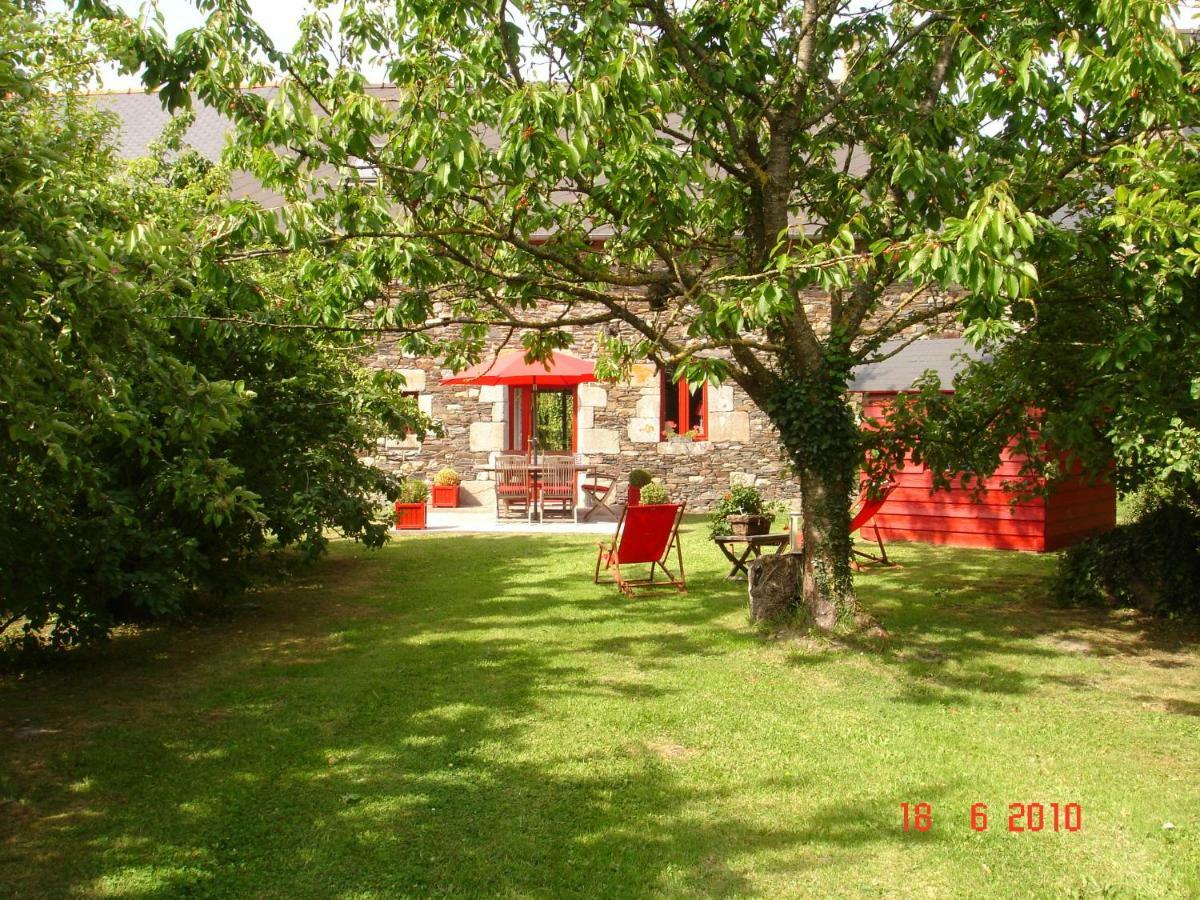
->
xmin=577 ymin=384 xmax=608 ymax=408
xmin=397 ymin=368 xmax=427 ymax=392
xmin=707 ymin=410 xmax=751 ymax=442
xmin=627 ymin=418 xmax=659 ymax=443
xmin=578 ymin=427 xmax=620 ymax=454
xmin=468 ymin=422 xmax=505 ymax=452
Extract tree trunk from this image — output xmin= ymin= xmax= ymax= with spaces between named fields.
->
xmin=797 ymin=462 xmax=860 ymax=631
xmin=754 ymin=361 xmax=886 ymax=636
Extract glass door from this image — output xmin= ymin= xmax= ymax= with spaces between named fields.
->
xmin=507 ymin=387 xmax=577 ymax=453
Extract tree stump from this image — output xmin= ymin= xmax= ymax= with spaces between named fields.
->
xmin=747 ymin=553 xmax=800 ymax=622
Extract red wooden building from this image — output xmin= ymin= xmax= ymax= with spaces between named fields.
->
xmin=850 ymin=340 xmax=1116 ymax=552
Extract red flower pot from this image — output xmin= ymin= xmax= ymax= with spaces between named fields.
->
xmin=627 ymin=485 xmax=641 ymax=506
xmin=394 ymin=501 xmax=427 ymax=530
xmin=431 ymin=484 xmax=460 ymax=508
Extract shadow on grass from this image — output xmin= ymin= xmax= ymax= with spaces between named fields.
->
xmin=5 ymin=529 xmax=1193 ymax=895
xmin=3 ymin=528 xmax=928 ymax=897
xmin=784 ymin=541 xmax=1199 ymax=709
xmin=1131 ymin=695 xmax=1200 ymax=717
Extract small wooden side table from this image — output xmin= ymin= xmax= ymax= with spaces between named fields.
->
xmin=713 ymin=533 xmax=791 ymax=579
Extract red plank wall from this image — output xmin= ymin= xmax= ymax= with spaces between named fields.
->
xmin=860 ymin=393 xmax=1116 ymax=552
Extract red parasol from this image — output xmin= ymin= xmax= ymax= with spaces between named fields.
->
xmin=441 ymin=350 xmax=598 ymax=388
xmin=442 ymin=350 xmax=598 ymax=459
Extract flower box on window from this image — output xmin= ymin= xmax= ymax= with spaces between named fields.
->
xmin=660 ymin=368 xmax=708 ymax=440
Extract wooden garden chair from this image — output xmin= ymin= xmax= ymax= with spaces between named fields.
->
xmin=538 ymin=453 xmax=578 ymax=522
xmin=580 ymin=469 xmax=619 ymax=521
xmin=595 ymin=502 xmax=687 ymax=596
xmin=495 ymin=453 xmax=533 ymax=521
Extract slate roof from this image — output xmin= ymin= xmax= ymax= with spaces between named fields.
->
xmin=89 ymin=89 xmax=239 ymax=161
xmin=848 ymin=338 xmax=987 ymax=392
xmin=89 ymin=87 xmax=289 ymax=206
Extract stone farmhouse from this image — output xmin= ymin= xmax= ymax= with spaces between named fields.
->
xmin=364 ymin=300 xmax=961 ymax=509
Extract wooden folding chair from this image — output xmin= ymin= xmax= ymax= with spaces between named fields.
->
xmin=580 ymin=470 xmax=619 ymax=521
xmin=787 ymin=484 xmax=895 ymax=568
xmin=595 ymin=503 xmax=687 ymax=596
xmin=495 ymin=454 xmax=533 ymax=521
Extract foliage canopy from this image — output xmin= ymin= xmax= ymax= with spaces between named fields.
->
xmin=78 ymin=0 xmax=1197 ymax=627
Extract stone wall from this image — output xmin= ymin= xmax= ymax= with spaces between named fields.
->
xmin=363 ymin=285 xmax=959 ymax=511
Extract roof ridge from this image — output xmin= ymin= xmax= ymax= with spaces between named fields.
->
xmin=69 ymin=82 xmax=398 ymax=97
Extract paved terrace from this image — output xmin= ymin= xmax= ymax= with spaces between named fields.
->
xmin=397 ymin=506 xmax=621 ymax=535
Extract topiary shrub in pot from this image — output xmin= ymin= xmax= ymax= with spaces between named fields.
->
xmin=627 ymin=469 xmax=653 ymax=506
xmin=431 ymin=467 xmax=462 ymax=508
xmin=639 ymin=482 xmax=669 ymax=505
xmin=394 ymin=479 xmax=430 ymax=529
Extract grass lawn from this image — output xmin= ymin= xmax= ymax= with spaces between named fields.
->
xmin=2 ymin=519 xmax=1198 ymax=898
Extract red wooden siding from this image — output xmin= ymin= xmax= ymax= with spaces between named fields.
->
xmin=1042 ymin=462 xmax=1118 ymax=551
xmin=860 ymin=393 xmax=1115 ymax=552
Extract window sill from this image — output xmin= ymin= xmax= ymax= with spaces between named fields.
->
xmin=656 ymin=439 xmax=713 ymax=456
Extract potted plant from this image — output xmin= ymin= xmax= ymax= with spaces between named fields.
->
xmin=394 ymin=480 xmax=429 ymax=529
xmin=709 ymin=485 xmax=785 ymax=538
xmin=639 ymin=482 xmax=669 ymax=505
xmin=663 ymin=422 xmax=699 ymax=443
xmin=627 ymin=469 xmax=653 ymax=506
xmin=431 ymin=467 xmax=461 ymax=508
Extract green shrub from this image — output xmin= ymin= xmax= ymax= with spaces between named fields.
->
xmin=0 ymin=23 xmax=428 ymax=649
xmin=628 ymin=469 xmax=654 ymax=488
xmin=433 ymin=467 xmax=461 ymax=486
xmin=397 ymin=480 xmax=429 ymax=504
xmin=639 ymin=483 xmax=668 ymax=505
xmin=1055 ymin=491 xmax=1200 ymax=618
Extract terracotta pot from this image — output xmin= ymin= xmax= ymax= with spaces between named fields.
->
xmin=394 ymin=501 xmax=427 ymax=530
xmin=431 ymin=484 xmax=460 ymax=508
xmin=728 ymin=514 xmax=770 ymax=537
xmin=627 ymin=485 xmax=641 ymax=506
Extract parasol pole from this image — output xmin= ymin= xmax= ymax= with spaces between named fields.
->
xmin=529 ymin=375 xmax=539 ymax=464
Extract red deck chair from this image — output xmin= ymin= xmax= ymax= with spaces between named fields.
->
xmin=851 ymin=483 xmax=896 ymax=567
xmin=595 ymin=502 xmax=687 ymax=596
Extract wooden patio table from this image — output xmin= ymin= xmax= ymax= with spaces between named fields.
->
xmin=476 ymin=462 xmax=592 ymax=520
xmin=713 ymin=533 xmax=791 ymax=579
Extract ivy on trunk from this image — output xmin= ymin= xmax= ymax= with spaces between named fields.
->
xmin=755 ymin=344 xmax=868 ymax=629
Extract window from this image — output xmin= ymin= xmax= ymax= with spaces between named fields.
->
xmin=347 ymin=155 xmax=380 ymax=184
xmin=401 ymin=390 xmax=420 ymax=437
xmin=507 ymin=386 xmax=577 ymax=452
xmin=660 ymin=367 xmax=707 ymax=440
